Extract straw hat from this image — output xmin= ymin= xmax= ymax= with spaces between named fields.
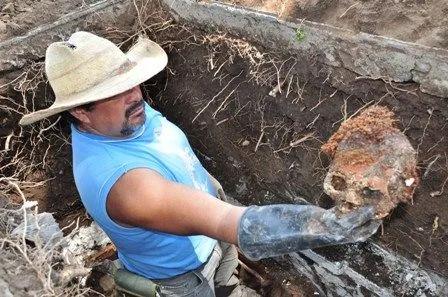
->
xmin=19 ymin=31 xmax=168 ymax=125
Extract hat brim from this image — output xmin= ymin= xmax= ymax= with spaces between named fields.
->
xmin=19 ymin=36 xmax=168 ymax=125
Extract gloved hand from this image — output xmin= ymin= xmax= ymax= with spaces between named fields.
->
xmin=237 ymin=204 xmax=381 ymax=260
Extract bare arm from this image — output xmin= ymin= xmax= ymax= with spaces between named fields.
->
xmin=106 ymin=168 xmax=246 ymax=244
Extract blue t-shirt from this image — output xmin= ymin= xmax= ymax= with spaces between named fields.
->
xmin=71 ymin=103 xmax=217 ymax=279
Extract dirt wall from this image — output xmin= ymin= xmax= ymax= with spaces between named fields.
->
xmin=1 ymin=0 xmax=447 ymax=296
xmin=230 ymin=0 xmax=448 ymax=49
xmin=146 ymin=32 xmax=447 ymax=296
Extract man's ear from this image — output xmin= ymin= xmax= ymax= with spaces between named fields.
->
xmin=69 ymin=107 xmax=91 ymax=124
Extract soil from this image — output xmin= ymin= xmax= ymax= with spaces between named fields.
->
xmin=1 ymin=0 xmax=448 ymax=295
xmin=229 ymin=0 xmax=448 ymax=48
xmin=0 ymin=0 xmax=98 ymax=41
xmin=144 ymin=29 xmax=448 ymax=281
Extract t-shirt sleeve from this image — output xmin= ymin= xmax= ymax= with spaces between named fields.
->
xmin=77 ymin=158 xmax=170 ymax=228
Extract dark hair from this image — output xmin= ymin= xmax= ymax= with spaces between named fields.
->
xmin=62 ymin=102 xmax=96 ymax=126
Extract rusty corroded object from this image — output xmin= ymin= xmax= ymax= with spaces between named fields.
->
xmin=321 ymin=106 xmax=419 ymax=218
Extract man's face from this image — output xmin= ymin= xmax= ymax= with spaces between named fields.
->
xmin=72 ymin=86 xmax=146 ymax=138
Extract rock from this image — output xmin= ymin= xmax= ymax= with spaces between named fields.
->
xmin=99 ymin=274 xmax=116 ymax=293
xmin=0 ymin=278 xmax=14 ymax=297
xmin=5 ymin=21 xmax=25 ymax=35
xmin=16 ymin=5 xmax=32 ymax=13
xmin=2 ymin=3 xmax=15 ymax=13
xmin=415 ymin=60 xmax=431 ymax=73
xmin=65 ymin=222 xmax=111 ymax=256
xmin=11 ymin=212 xmax=65 ymax=250
xmin=0 ymin=20 xmax=6 ymax=34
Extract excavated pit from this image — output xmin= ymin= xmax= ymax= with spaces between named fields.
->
xmin=1 ymin=0 xmax=448 ymax=296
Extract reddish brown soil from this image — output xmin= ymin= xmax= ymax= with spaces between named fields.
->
xmin=322 ymin=106 xmax=399 ymax=157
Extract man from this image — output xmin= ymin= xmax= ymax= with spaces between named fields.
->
xmin=20 ymin=32 xmax=380 ymax=296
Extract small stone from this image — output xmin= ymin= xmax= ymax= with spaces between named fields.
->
xmin=241 ymin=140 xmax=250 ymax=146
xmin=16 ymin=5 xmax=32 ymax=13
xmin=0 ymin=20 xmax=6 ymax=34
xmin=6 ymin=21 xmax=24 ymax=35
xmin=334 ymin=261 xmax=343 ymax=269
xmin=405 ymin=177 xmax=415 ymax=187
xmin=99 ymin=275 xmax=115 ymax=292
xmin=414 ymin=60 xmax=431 ymax=73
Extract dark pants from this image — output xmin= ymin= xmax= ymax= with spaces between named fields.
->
xmin=154 ymin=242 xmax=240 ymax=297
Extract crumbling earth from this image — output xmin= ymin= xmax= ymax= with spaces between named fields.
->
xmin=321 ymin=106 xmax=419 ymax=218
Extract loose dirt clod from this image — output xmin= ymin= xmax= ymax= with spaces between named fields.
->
xmin=321 ymin=106 xmax=419 ymax=218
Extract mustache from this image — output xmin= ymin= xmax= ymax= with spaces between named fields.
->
xmin=125 ymin=99 xmax=144 ymax=117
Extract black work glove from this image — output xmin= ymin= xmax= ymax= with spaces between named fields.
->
xmin=238 ymin=204 xmax=381 ymax=260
